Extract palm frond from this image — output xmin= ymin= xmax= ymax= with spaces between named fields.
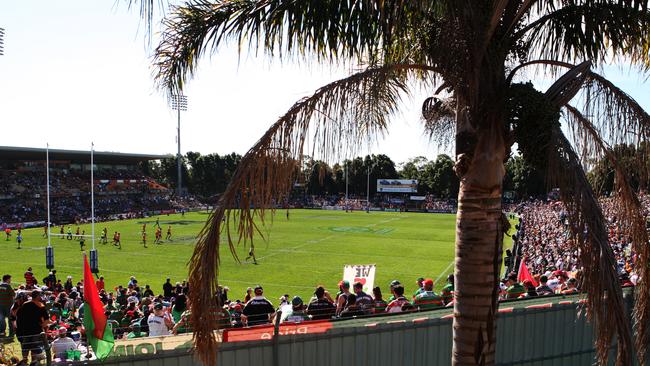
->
xmin=546 ymin=127 xmax=634 ymax=366
xmin=564 ymin=104 xmax=650 ymax=364
xmin=518 ymin=2 xmax=650 ymax=66
xmin=153 ymin=0 xmax=434 ymax=93
xmin=187 ymin=63 xmax=438 ymax=366
xmin=421 ymin=95 xmax=455 ymax=148
xmin=581 ymin=72 xmax=650 ymax=146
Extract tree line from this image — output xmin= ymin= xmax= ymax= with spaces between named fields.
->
xmin=137 ymin=149 xmax=649 ymax=201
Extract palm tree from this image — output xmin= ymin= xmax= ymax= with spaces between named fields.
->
xmin=150 ymin=1 xmax=650 ymax=365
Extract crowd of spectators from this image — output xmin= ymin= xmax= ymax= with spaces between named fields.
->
xmin=0 ymin=169 xmax=196 ymax=225
xmin=512 ymin=197 xmax=643 ymax=287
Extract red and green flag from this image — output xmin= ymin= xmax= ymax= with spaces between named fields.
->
xmin=83 ymin=255 xmax=114 ymax=359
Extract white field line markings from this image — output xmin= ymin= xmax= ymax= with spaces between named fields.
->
xmin=434 ymin=260 xmax=455 ymax=285
xmin=255 ymin=235 xmax=336 ymax=261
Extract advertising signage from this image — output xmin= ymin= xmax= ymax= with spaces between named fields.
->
xmin=377 ymin=179 xmax=418 ymax=193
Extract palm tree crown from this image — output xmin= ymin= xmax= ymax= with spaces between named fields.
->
xmin=149 ymin=1 xmax=650 ymax=365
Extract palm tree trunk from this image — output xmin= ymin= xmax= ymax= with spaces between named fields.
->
xmin=452 ymin=126 xmax=506 ymax=366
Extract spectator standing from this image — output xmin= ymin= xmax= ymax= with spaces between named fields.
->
xmin=24 ymin=267 xmax=36 ymax=289
xmin=143 ymin=284 xmax=154 ymax=298
xmin=64 ymin=276 xmax=73 ymax=293
xmin=163 ymin=278 xmax=173 ymax=299
xmin=147 ymin=303 xmax=174 ymax=336
xmin=306 ymin=286 xmax=335 ymax=320
xmin=244 ymin=287 xmax=253 ymax=303
xmin=95 ymin=276 xmax=105 ymax=292
xmin=242 ymin=285 xmax=275 ymax=326
xmin=0 ymin=274 xmax=15 ymax=338
xmin=335 ymin=280 xmax=351 ymax=316
xmin=172 ymin=294 xmax=187 ymax=323
xmin=16 ymin=290 xmax=49 ymax=362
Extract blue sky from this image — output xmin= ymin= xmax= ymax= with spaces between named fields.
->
xmin=1 ymin=1 xmax=648 ymax=165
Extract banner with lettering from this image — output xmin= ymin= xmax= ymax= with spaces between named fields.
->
xmin=343 ymin=264 xmax=376 ymax=294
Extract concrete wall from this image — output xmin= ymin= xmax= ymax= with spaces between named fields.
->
xmin=95 ymin=300 xmax=634 ymax=366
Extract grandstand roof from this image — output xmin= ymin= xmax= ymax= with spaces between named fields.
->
xmin=0 ymin=146 xmax=170 ymax=164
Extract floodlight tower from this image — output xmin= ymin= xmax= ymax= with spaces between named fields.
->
xmin=170 ymin=94 xmax=187 ymax=196
xmin=0 ymin=27 xmax=5 ymax=56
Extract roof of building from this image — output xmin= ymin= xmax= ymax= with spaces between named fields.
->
xmin=0 ymin=146 xmax=170 ymax=164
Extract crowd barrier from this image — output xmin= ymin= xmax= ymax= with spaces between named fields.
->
xmin=83 ymin=290 xmax=644 ymax=366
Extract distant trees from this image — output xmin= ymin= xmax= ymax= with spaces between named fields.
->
xmin=145 ymin=150 xmax=647 ymax=202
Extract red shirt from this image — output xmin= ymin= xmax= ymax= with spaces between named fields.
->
xmin=96 ymin=280 xmax=105 ymax=291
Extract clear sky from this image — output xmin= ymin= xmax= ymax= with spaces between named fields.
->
xmin=1 ymin=1 xmax=649 ymax=165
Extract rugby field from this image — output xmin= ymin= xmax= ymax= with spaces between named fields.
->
xmin=1 ymin=210 xmax=513 ymax=303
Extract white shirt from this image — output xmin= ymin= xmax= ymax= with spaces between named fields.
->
xmin=147 ymin=313 xmax=171 ymax=337
xmin=51 ymin=336 xmax=77 ymax=359
xmin=547 ymin=279 xmax=561 ymax=291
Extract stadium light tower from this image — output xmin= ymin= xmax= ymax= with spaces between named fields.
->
xmin=0 ymin=27 xmax=5 ymax=56
xmin=170 ymin=94 xmax=187 ymax=196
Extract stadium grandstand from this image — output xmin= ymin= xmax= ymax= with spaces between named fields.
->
xmin=0 ymin=146 xmax=187 ymax=227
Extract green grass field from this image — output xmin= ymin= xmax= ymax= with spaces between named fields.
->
xmin=2 ymin=210 xmax=512 ymax=304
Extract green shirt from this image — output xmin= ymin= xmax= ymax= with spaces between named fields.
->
xmin=413 ymin=291 xmax=443 ymax=310
xmin=126 ymin=331 xmax=146 ymax=339
xmin=412 ymin=287 xmax=425 ymax=300
xmin=506 ymin=284 xmax=525 ymax=299
xmin=441 ymin=284 xmax=454 ymax=304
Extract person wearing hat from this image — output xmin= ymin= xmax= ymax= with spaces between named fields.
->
xmin=441 ymin=274 xmax=454 ymax=305
xmin=385 ymin=285 xmax=410 ymax=313
xmin=280 ymin=296 xmax=311 ymax=323
xmin=242 ymin=285 xmax=275 ymax=326
xmin=307 ymin=286 xmax=336 ymax=320
xmin=413 ymin=279 xmax=443 ymax=310
xmin=147 ymin=302 xmax=174 ymax=337
xmin=335 ymin=280 xmax=351 ymax=316
xmin=412 ymin=277 xmax=425 ymax=300
xmin=387 ymin=280 xmax=401 ymax=302
xmin=51 ymin=326 xmax=77 ymax=360
xmin=229 ymin=303 xmax=244 ymax=328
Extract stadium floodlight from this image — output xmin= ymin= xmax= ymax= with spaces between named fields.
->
xmin=0 ymin=27 xmax=5 ymax=56
xmin=169 ymin=94 xmax=188 ymax=197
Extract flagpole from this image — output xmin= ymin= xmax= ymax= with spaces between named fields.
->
xmin=91 ymin=143 xmax=95 ymax=249
xmin=46 ymin=143 xmax=51 ymax=248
